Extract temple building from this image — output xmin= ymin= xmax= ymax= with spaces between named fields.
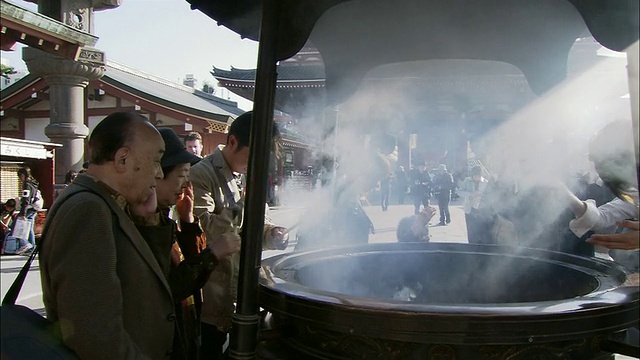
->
xmin=0 ymin=59 xmax=245 ymax=204
xmin=1 ymin=0 xmax=302 ymax=207
xmin=213 ymin=38 xmax=629 ymax=176
xmin=1 ymin=0 xmax=106 ymax=205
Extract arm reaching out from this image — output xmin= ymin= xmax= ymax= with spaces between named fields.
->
xmin=586 ymin=220 xmax=640 ymax=250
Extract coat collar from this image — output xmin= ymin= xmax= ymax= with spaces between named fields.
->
xmin=203 ymin=146 xmax=242 ymax=208
xmin=209 ymin=146 xmax=237 ymax=182
xmin=69 ymin=175 xmax=173 ymax=299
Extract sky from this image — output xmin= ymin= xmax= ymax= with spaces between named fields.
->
xmin=0 ymin=0 xmax=259 ymax=110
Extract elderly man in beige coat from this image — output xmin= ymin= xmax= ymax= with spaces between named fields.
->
xmin=40 ymin=112 xmax=176 ymax=359
xmin=189 ymin=111 xmax=287 ymax=359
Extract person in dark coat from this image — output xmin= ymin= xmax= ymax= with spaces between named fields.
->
xmin=410 ymin=162 xmax=432 ymax=215
xmin=433 ymin=164 xmax=454 ymax=225
xmin=16 ymin=166 xmax=41 ymax=253
xmin=40 ymin=112 xmax=176 ymax=359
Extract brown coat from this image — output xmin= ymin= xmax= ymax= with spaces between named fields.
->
xmin=39 ymin=175 xmax=176 ymax=359
xmin=189 ymin=146 xmax=279 ymax=331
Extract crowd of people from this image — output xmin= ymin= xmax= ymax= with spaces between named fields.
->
xmin=2 ymin=111 xmax=286 ymax=359
xmin=374 ymin=161 xmax=458 ymax=225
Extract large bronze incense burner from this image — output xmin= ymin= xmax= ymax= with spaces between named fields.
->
xmin=258 ymin=243 xmax=639 ymax=359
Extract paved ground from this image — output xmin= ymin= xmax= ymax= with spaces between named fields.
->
xmin=1 ymin=197 xmax=636 ymax=359
xmin=263 ymin=196 xmax=469 ymax=259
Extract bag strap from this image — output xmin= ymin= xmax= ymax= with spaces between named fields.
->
xmin=2 ymin=189 xmax=86 ymax=306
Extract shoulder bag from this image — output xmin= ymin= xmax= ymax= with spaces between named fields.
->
xmin=0 ymin=191 xmax=84 ymax=359
xmin=0 ymin=246 xmax=79 ymax=359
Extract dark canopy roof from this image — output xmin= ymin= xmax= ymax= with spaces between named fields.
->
xmin=188 ymin=0 xmax=638 ymax=101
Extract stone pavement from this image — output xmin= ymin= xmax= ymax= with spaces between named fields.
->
xmin=0 ymin=253 xmax=46 ymax=315
xmin=263 ymin=196 xmax=469 ymax=259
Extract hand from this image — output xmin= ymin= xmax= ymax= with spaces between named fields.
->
xmin=416 ymin=206 xmax=436 ymax=226
xmin=210 ymin=231 xmax=241 ymax=259
xmin=410 ymin=208 xmax=434 ymax=239
xmin=268 ymin=227 xmax=289 ymax=250
xmin=176 ymin=181 xmax=195 ymax=224
xmin=586 ymin=220 xmax=640 ymax=250
xmin=129 ymin=188 xmax=159 ymax=225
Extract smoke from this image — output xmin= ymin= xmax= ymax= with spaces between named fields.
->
xmin=267 ymin=37 xmax=635 ymax=303
xmin=472 ymin=54 xmax=636 ymax=252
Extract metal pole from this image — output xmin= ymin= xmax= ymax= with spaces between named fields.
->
xmin=228 ymin=0 xmax=279 ymax=358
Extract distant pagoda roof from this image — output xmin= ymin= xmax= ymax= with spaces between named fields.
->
xmin=213 ymin=44 xmax=325 ymax=91
xmin=213 ymin=65 xmax=325 ymax=86
xmin=212 ymin=37 xmax=622 ymax=121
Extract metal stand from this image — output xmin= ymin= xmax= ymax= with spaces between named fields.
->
xmin=228 ymin=0 xmax=280 ymax=358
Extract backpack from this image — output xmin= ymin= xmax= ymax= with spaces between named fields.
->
xmin=32 ymin=189 xmax=44 ymax=211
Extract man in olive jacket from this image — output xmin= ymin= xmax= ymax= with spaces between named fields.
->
xmin=39 ymin=112 xmax=175 ymax=359
xmin=189 ymin=111 xmax=288 ymax=359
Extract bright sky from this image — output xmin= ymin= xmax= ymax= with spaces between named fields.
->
xmin=0 ymin=0 xmax=259 ymax=110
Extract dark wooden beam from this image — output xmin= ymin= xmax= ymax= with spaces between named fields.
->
xmin=0 ymin=19 xmax=80 ymax=60
xmin=0 ymin=78 xmax=47 ymax=110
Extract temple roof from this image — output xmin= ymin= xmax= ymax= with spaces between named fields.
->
xmin=213 ymin=65 xmax=325 ymax=83
xmin=1 ymin=61 xmax=244 ymax=123
xmin=103 ymin=61 xmax=244 ymax=121
xmin=1 ymin=62 xmax=310 ymax=148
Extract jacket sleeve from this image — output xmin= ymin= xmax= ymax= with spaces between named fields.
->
xmin=263 ymin=204 xmax=287 ymax=250
xmin=189 ymin=164 xmax=236 ymax=247
xmin=18 ymin=181 xmax=37 ymax=215
xmin=569 ymin=198 xmax=638 ymax=237
xmin=171 ymin=219 xmax=219 ymax=300
xmin=176 ymin=218 xmax=207 ymax=260
xmin=190 ymin=164 xmax=284 ymax=251
xmin=43 ymin=197 xmax=147 ymax=359
xmin=169 ymin=249 xmax=219 ymax=301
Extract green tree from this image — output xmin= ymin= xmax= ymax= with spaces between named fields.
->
xmin=201 ymin=81 xmax=216 ymax=95
xmin=1 ymin=64 xmax=17 ymax=79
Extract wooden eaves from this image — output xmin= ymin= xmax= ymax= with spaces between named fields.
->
xmin=1 ymin=0 xmax=98 ymax=62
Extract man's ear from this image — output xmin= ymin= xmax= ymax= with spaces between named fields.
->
xmin=114 ymin=147 xmax=130 ymax=173
xmin=227 ymin=135 xmax=238 ymax=151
